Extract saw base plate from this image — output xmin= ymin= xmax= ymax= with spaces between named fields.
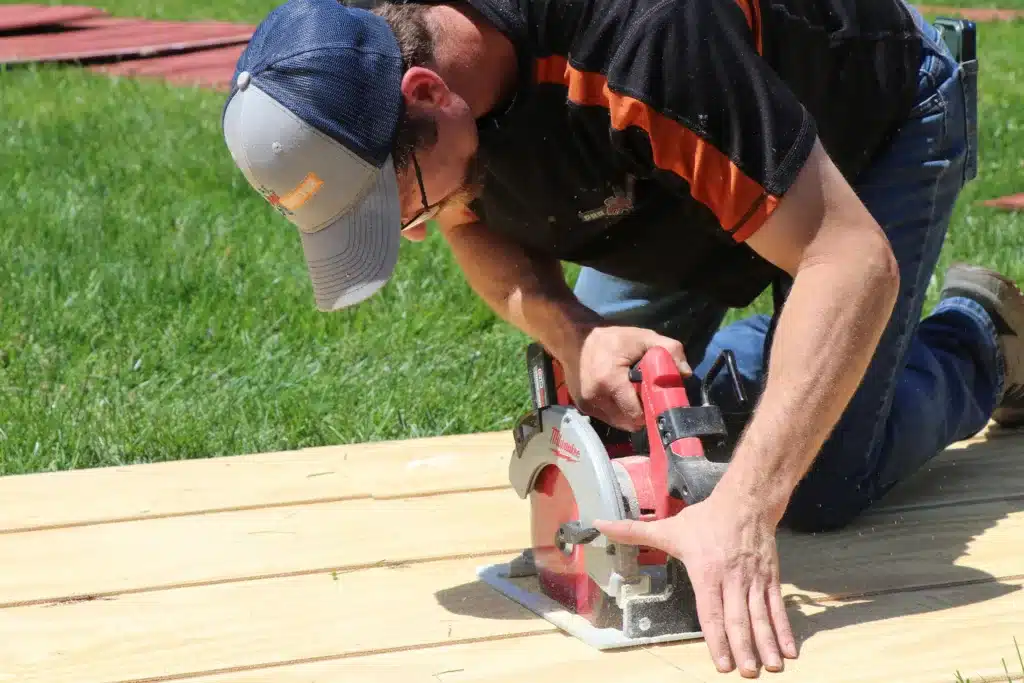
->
xmin=477 ymin=559 xmax=705 ymax=650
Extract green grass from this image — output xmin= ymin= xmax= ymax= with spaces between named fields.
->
xmin=954 ymin=637 xmax=1023 ymax=682
xmin=0 ymin=7 xmax=1023 ymax=473
xmin=0 ymin=67 xmax=536 ymax=472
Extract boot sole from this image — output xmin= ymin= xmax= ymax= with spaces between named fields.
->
xmin=942 ymin=264 xmax=1024 ymax=427
xmin=941 ymin=263 xmax=1024 ymax=336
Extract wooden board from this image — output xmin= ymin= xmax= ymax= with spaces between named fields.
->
xmin=4 ymin=482 xmax=1024 ymax=608
xmin=0 ymin=431 xmax=512 ymax=533
xmin=2 ymin=423 xmax=1017 ymax=534
xmin=1 ymin=425 xmax=1022 ymax=682
xmin=0 ymin=558 xmax=1020 ymax=683
xmin=0 ymin=489 xmax=529 ymax=607
xmin=650 ymin=577 xmax=1024 ymax=683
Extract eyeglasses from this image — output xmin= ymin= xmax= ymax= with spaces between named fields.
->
xmin=400 ymin=151 xmax=444 ymax=233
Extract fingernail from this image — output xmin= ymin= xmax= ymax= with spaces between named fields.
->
xmin=744 ymin=659 xmax=758 ymax=673
xmin=717 ymin=657 xmax=733 ymax=672
xmin=766 ymin=655 xmax=783 ymax=670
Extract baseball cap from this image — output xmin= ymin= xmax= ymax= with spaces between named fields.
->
xmin=222 ymin=0 xmax=405 ymax=311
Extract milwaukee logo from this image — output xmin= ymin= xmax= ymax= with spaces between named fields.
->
xmin=550 ymin=428 xmax=580 ymax=463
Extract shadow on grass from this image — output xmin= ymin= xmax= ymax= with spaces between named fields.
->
xmin=434 ymin=431 xmax=1024 ymax=649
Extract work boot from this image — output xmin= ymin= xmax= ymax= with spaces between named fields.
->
xmin=939 ymin=263 xmax=1024 ymax=427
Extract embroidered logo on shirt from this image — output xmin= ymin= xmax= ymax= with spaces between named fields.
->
xmin=578 ymin=175 xmax=636 ymax=223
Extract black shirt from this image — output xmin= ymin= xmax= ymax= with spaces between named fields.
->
xmin=463 ymin=0 xmax=923 ymax=307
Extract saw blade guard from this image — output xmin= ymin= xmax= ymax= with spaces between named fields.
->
xmin=509 ymin=406 xmax=644 ymax=603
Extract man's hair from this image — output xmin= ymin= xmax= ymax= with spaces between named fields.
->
xmin=370 ymin=2 xmax=440 ymax=172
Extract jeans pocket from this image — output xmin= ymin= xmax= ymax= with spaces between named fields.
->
xmin=961 ymin=59 xmax=979 ymax=182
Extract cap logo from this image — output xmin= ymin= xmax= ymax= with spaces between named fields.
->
xmin=259 ymin=187 xmax=293 ymax=218
xmin=260 ymin=172 xmax=325 ymax=219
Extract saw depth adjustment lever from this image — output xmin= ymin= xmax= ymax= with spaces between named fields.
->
xmin=630 ymin=346 xmax=748 ymax=507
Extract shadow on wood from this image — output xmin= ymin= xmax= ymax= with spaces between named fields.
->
xmin=434 ymin=433 xmax=1024 ymax=644
xmin=434 ymin=574 xmax=540 ymax=621
xmin=779 ymin=435 xmax=1023 ymax=645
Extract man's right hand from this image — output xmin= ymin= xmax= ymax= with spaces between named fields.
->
xmin=562 ymin=325 xmax=692 ymax=432
xmin=435 ymin=220 xmax=689 ymax=429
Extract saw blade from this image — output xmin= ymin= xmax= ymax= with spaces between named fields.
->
xmin=527 ymin=460 xmax=621 ymax=627
xmin=508 ymin=406 xmax=646 ymax=600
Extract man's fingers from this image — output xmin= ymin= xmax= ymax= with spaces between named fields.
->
xmin=592 ymin=518 xmax=661 ymax=549
xmin=767 ymin=580 xmax=799 ymax=659
xmin=690 ymin=572 xmax=732 ymax=673
xmin=649 ymin=334 xmax=691 ymax=376
xmin=723 ymin=578 xmax=759 ymax=678
xmin=610 ymin=384 xmax=644 ymax=430
xmin=749 ymin=582 xmax=783 ymax=672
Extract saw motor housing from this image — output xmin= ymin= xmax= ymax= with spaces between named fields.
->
xmin=509 ymin=342 xmax=748 ymax=640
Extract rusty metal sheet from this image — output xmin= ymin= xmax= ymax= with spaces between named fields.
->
xmin=980 ymin=194 xmax=1024 ymax=212
xmin=0 ymin=4 xmax=105 ymax=32
xmin=90 ymin=43 xmax=246 ymax=90
xmin=0 ymin=16 xmax=253 ymax=65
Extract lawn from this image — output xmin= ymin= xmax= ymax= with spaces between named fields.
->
xmin=0 ymin=3 xmax=1022 ymax=474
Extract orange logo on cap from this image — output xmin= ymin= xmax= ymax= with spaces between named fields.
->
xmin=259 ymin=172 xmax=323 ymax=217
xmin=278 ymin=172 xmax=324 ymax=211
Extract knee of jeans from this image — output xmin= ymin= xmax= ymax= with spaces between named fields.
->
xmin=781 ymin=486 xmax=872 ymax=533
xmin=572 ymin=269 xmax=654 ymax=320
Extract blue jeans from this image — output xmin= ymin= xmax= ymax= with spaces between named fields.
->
xmin=573 ymin=8 xmax=1002 ymax=532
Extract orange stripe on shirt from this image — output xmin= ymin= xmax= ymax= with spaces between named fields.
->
xmin=535 ymin=56 xmax=778 ymax=241
xmin=733 ymin=0 xmax=763 ymax=53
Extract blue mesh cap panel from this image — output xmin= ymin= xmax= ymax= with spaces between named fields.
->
xmin=230 ymin=0 xmax=405 ymax=169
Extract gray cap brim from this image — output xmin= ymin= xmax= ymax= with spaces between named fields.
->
xmin=300 ymin=158 xmax=401 ymax=311
xmin=222 ymin=74 xmax=402 ymax=312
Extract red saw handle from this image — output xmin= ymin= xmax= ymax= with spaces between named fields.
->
xmin=520 ymin=341 xmax=746 ymax=517
xmin=629 ymin=346 xmax=747 ymax=518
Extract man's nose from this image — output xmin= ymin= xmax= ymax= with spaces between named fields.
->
xmin=401 ymin=223 xmax=429 ymax=242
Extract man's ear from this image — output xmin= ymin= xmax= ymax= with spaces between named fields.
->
xmin=400 ymin=66 xmax=448 ymax=109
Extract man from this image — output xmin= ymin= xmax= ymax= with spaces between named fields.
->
xmin=221 ymin=0 xmax=1023 ymax=676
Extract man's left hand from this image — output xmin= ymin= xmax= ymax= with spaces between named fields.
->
xmin=593 ymin=489 xmax=799 ymax=678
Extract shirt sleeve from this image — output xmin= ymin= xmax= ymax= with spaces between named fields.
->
xmin=600 ymin=0 xmax=818 ymax=242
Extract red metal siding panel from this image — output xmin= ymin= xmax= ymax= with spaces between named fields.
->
xmin=981 ymin=194 xmax=1024 ymax=211
xmin=0 ymin=16 xmax=253 ymax=64
xmin=0 ymin=4 xmax=106 ymax=32
xmin=90 ymin=43 xmax=246 ymax=90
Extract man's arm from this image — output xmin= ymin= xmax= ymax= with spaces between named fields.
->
xmin=717 ymin=136 xmax=901 ymax=522
xmin=436 ymin=217 xmax=601 ymax=361
xmin=592 ymin=136 xmax=899 ymax=677
xmin=435 ymin=214 xmax=692 ymax=430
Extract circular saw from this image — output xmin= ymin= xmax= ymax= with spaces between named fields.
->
xmin=477 ymin=342 xmax=748 ymax=650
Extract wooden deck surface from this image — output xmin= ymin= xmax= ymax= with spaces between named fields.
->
xmin=1 ymin=424 xmax=1022 ymax=683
